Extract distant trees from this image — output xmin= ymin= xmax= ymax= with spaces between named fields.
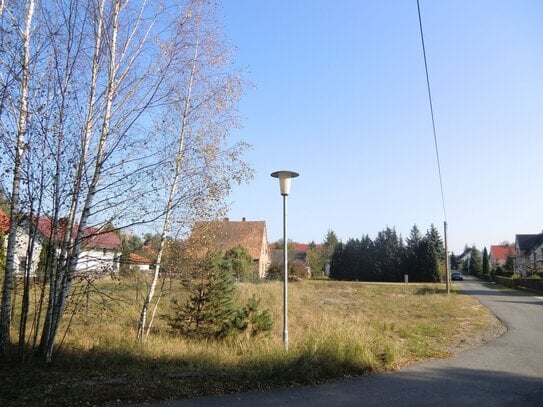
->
xmin=330 ymin=225 xmax=442 ymax=282
xmin=305 ymin=229 xmax=339 ymax=277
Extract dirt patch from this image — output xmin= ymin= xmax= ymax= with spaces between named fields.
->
xmin=446 ymin=311 xmax=506 ymax=355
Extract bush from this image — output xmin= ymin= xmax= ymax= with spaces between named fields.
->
xmin=267 ymin=260 xmax=309 ymax=280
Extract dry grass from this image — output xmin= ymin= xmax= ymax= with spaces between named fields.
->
xmin=1 ymin=278 xmax=500 ymax=406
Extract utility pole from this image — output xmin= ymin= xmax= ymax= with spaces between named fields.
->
xmin=444 ymin=221 xmax=450 ymax=294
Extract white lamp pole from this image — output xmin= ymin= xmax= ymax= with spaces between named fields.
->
xmin=271 ymin=170 xmax=299 ymax=352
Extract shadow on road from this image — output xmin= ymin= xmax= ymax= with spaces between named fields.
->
xmin=146 ymin=366 xmax=543 ymax=407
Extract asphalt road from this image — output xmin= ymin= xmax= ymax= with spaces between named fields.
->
xmin=130 ymin=278 xmax=543 ymax=406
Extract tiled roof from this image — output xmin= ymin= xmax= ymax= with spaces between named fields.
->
xmin=0 ymin=209 xmax=9 ymax=233
xmin=130 ymin=253 xmax=151 ymax=265
xmin=490 ymin=244 xmax=515 ymax=261
xmin=189 ymin=219 xmax=267 ymax=260
xmin=83 ymin=227 xmax=121 ymax=250
xmin=0 ymin=211 xmax=121 ymax=250
xmin=516 ymin=234 xmax=543 ymax=252
xmin=35 ymin=217 xmax=121 ymax=250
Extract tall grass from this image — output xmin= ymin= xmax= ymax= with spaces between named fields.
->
xmin=2 ymin=277 xmax=499 ymax=406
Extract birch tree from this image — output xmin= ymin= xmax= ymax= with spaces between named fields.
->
xmin=0 ymin=0 xmax=252 ymax=363
xmin=137 ymin=0 xmax=252 ymax=341
xmin=0 ymin=0 xmax=35 ymax=358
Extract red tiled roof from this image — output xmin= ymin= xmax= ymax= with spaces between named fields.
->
xmin=35 ymin=217 xmax=121 ymax=250
xmin=490 ymin=244 xmax=516 ymax=261
xmin=0 ymin=211 xmax=120 ymax=250
xmin=142 ymin=245 xmax=157 ymax=258
xmin=130 ymin=253 xmax=151 ymax=265
xmin=0 ymin=209 xmax=9 ymax=234
xmin=83 ymin=227 xmax=121 ymax=250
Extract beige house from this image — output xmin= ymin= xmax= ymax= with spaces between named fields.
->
xmin=188 ymin=218 xmax=270 ymax=278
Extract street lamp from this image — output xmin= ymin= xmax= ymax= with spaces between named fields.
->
xmin=271 ymin=170 xmax=299 ymax=351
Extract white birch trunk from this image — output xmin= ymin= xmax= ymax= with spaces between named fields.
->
xmin=43 ymin=0 xmax=119 ymax=364
xmin=39 ymin=0 xmax=105 ymax=358
xmin=0 ymin=0 xmax=35 ymax=358
xmin=136 ymin=22 xmax=201 ymax=342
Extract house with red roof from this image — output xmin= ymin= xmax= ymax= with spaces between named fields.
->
xmin=129 ymin=253 xmax=153 ymax=272
xmin=489 ymin=244 xmax=516 ymax=269
xmin=187 ymin=218 xmax=270 ymax=278
xmin=1 ymin=209 xmax=121 ymax=276
xmin=74 ymin=226 xmax=122 ymax=275
xmin=0 ymin=209 xmax=46 ymax=276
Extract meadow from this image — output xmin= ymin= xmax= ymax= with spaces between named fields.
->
xmin=1 ymin=277 xmax=500 ymax=406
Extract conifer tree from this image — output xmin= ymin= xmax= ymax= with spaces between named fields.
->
xmin=482 ymin=247 xmax=490 ymax=275
xmin=166 ymin=252 xmax=272 ymax=339
xmin=469 ymin=246 xmax=482 ymax=275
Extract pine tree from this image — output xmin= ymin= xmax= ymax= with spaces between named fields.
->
xmin=469 ymin=246 xmax=482 ymax=275
xmin=482 ymin=247 xmax=490 ymax=275
xmin=166 ymin=252 xmax=273 ymax=340
xmin=167 ymin=252 xmax=236 ymax=339
xmin=426 ymin=224 xmax=444 ymax=261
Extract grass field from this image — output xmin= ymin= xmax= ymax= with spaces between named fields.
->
xmin=1 ymin=277 xmax=500 ymax=406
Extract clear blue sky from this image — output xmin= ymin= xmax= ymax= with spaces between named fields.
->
xmin=220 ymin=0 xmax=543 ymax=254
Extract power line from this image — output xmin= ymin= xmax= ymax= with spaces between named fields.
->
xmin=416 ymin=0 xmax=447 ymax=221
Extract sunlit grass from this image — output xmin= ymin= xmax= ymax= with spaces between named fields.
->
xmin=2 ymin=278 xmax=499 ymax=406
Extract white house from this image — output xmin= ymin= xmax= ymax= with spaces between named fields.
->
xmin=1 ymin=209 xmax=121 ymax=277
xmin=1 ymin=209 xmax=44 ymax=277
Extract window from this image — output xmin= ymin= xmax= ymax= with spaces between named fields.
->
xmin=18 ymin=257 xmax=27 ymax=274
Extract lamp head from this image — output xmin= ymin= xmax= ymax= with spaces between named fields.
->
xmin=271 ymin=170 xmax=299 ymax=196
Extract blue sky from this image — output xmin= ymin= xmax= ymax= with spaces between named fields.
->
xmin=220 ymin=0 xmax=543 ymax=254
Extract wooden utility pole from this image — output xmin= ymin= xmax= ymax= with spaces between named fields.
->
xmin=444 ymin=221 xmax=450 ymax=294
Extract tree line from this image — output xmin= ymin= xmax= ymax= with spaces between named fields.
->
xmin=330 ymin=225 xmax=444 ymax=282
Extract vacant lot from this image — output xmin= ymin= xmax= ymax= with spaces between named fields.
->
xmin=1 ymin=278 xmax=500 ymax=406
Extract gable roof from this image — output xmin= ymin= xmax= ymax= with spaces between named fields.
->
xmin=490 ymin=244 xmax=515 ymax=262
xmin=0 ymin=211 xmax=121 ymax=250
xmin=34 ymin=217 xmax=121 ymax=250
xmin=130 ymin=253 xmax=152 ymax=265
xmin=0 ymin=209 xmax=9 ymax=234
xmin=516 ymin=234 xmax=543 ymax=252
xmin=189 ymin=219 xmax=267 ymax=260
xmin=83 ymin=227 xmax=122 ymax=250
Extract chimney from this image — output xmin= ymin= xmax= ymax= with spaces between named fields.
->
xmin=242 ymin=217 xmax=246 ymax=222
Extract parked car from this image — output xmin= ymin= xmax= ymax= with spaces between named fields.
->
xmin=451 ymin=271 xmax=464 ymax=281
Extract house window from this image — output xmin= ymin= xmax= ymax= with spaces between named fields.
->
xmin=18 ymin=257 xmax=27 ymax=274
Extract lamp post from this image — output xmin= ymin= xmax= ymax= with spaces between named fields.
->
xmin=271 ymin=170 xmax=299 ymax=351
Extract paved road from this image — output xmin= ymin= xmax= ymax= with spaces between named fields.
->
xmin=132 ymin=278 xmax=543 ymax=406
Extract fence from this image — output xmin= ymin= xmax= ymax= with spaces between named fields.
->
xmin=494 ymin=276 xmax=543 ymax=291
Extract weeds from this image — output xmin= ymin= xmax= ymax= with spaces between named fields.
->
xmin=1 ymin=279 xmax=498 ymax=406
